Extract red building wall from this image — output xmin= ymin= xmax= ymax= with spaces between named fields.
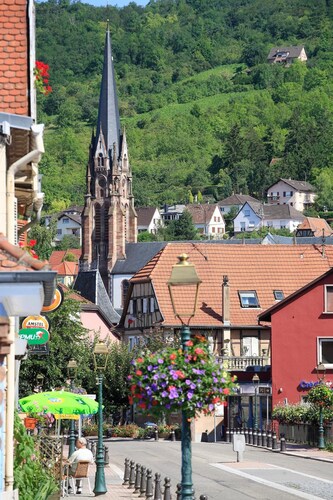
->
xmin=271 ymin=274 xmax=333 ymax=409
xmin=0 ymin=0 xmax=30 ymax=115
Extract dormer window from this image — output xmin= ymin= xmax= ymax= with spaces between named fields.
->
xmin=273 ymin=290 xmax=284 ymax=301
xmin=239 ymin=291 xmax=259 ymax=308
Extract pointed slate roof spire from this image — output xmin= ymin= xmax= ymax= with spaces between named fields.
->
xmin=94 ymin=26 xmax=121 ymax=160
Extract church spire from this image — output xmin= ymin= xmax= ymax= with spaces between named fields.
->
xmin=94 ymin=27 xmax=121 ymax=160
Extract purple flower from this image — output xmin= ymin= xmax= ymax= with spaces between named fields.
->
xmin=213 ymin=377 xmax=218 ymax=383
xmin=208 ymin=403 xmax=214 ymax=411
xmin=190 ymin=383 xmax=196 ymax=390
xmin=158 ymin=358 xmax=163 ymax=364
xmin=147 ymin=365 xmax=153 ymax=371
xmin=196 ymin=402 xmax=203 ymax=408
xmin=153 ymin=374 xmax=159 ymax=380
xmin=187 ymin=392 xmax=193 ymax=400
xmin=161 ymin=391 xmax=168 ymax=398
xmin=169 ymin=388 xmax=179 ymax=399
xmin=185 ymin=379 xmax=192 ymax=385
xmin=166 ymin=404 xmax=171 ymax=409
xmin=151 ymin=383 xmax=158 ymax=391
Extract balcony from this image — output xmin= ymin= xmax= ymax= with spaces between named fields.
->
xmin=218 ymin=355 xmax=270 ymax=371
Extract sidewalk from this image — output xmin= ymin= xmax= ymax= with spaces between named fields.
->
xmin=66 ymin=463 xmax=137 ymax=499
xmin=280 ymin=442 xmax=333 ymax=463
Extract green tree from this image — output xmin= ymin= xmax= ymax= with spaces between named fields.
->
xmin=56 ymin=234 xmax=81 ymax=250
xmin=19 ymin=293 xmax=92 ymax=397
xmin=28 ymin=218 xmax=57 ymax=261
xmin=164 ymin=210 xmax=199 ymax=241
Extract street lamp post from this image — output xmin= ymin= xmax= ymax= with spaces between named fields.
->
xmin=67 ymin=359 xmax=78 ymax=457
xmin=316 ymin=362 xmax=326 ymax=450
xmin=252 ymin=374 xmax=260 ymax=430
xmin=93 ymin=341 xmax=109 ymax=496
xmin=168 ymin=254 xmax=202 ymax=500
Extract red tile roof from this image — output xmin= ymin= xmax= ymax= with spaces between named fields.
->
xmin=49 ymin=249 xmax=81 ymax=266
xmin=0 ymin=233 xmax=50 ymax=272
xmin=297 ymin=217 xmax=332 ymax=237
xmin=130 ymin=242 xmax=333 ymax=328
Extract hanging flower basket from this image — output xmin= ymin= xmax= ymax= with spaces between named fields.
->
xmin=307 ymin=383 xmax=333 ymax=409
xmin=128 ymin=334 xmax=238 ymax=418
xmin=24 ymin=417 xmax=37 ymax=430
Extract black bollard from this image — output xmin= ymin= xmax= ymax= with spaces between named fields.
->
xmin=154 ymin=473 xmax=162 ymax=500
xmin=163 ymin=477 xmax=172 ymax=500
xmin=253 ymin=429 xmax=258 ymax=446
xmin=225 ymin=427 xmax=230 ymax=443
xmin=272 ymin=431 xmax=278 ymax=450
xmin=128 ymin=460 xmax=135 ymax=489
xmin=155 ymin=429 xmax=159 ymax=441
xmin=104 ymin=446 xmax=109 ymax=465
xmin=170 ymin=430 xmax=176 ymax=442
xmin=262 ymin=430 xmax=267 ymax=448
xmin=134 ymin=463 xmax=141 ymax=494
xmin=200 ymin=496 xmax=209 ymax=500
xmin=176 ymin=483 xmax=181 ymax=500
xmin=139 ymin=466 xmax=147 ymax=497
xmin=280 ymin=433 xmax=286 ymax=452
xmin=244 ymin=427 xmax=249 ymax=444
xmin=267 ymin=429 xmax=272 ymax=448
xmin=248 ymin=428 xmax=253 ymax=445
xmin=146 ymin=468 xmax=153 ymax=499
xmin=123 ymin=458 xmax=130 ymax=485
xmin=257 ymin=430 xmax=262 ymax=446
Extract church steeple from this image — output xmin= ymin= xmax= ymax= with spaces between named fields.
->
xmin=94 ymin=28 xmax=121 ymax=161
xmin=80 ymin=25 xmax=137 ymax=292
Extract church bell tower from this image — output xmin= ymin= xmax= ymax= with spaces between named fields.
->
xmin=80 ymin=27 xmax=137 ymax=291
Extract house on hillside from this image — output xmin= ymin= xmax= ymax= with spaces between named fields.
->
xmin=296 ymin=217 xmax=332 ymax=238
xmin=160 ymin=204 xmax=185 ymax=223
xmin=45 ymin=207 xmax=83 ymax=245
xmin=218 ymin=194 xmax=260 ymax=215
xmin=233 ymin=201 xmax=305 ymax=234
xmin=258 ymin=268 xmax=333 ymax=409
xmin=117 ymin=243 xmax=333 ymax=439
xmin=267 ymin=45 xmax=307 ymax=65
xmin=266 ymin=178 xmax=316 ymax=212
xmin=136 ymin=207 xmax=163 ymax=234
xmin=186 ymin=204 xmax=225 ymax=238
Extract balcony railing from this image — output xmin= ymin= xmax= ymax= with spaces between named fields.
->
xmin=218 ymin=355 xmax=270 ymax=371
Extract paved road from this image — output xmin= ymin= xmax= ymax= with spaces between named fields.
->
xmin=105 ymin=439 xmax=333 ymax=499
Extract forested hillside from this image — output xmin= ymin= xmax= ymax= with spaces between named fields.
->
xmin=36 ymin=0 xmax=333 ymax=212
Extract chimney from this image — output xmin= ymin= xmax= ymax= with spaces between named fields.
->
xmin=222 ymin=275 xmax=230 ymax=326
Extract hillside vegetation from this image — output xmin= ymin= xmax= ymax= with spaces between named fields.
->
xmin=36 ymin=0 xmax=333 ymax=212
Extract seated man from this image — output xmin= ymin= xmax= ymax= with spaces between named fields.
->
xmin=68 ymin=436 xmax=94 ymax=494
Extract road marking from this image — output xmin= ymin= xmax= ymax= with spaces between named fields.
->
xmin=109 ymin=463 xmax=124 ymax=479
xmin=211 ymin=463 xmax=325 ymax=500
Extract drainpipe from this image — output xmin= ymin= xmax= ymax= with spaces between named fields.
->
xmin=6 ymin=123 xmax=44 ymax=244
xmin=5 ymin=124 xmax=43 ymax=492
xmin=222 ymin=275 xmax=231 ymax=355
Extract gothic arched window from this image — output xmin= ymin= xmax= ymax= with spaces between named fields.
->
xmin=98 ymin=153 xmax=104 ymax=167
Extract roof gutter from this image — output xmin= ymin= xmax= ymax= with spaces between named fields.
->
xmin=0 ymin=271 xmax=57 ymax=306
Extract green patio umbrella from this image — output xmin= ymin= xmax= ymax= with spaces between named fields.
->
xmin=19 ymin=391 xmax=99 ymax=416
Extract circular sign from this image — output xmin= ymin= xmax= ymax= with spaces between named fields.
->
xmin=18 ymin=328 xmax=50 ymax=345
xmin=41 ymin=286 xmax=64 ymax=313
xmin=22 ymin=315 xmax=49 ymax=331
